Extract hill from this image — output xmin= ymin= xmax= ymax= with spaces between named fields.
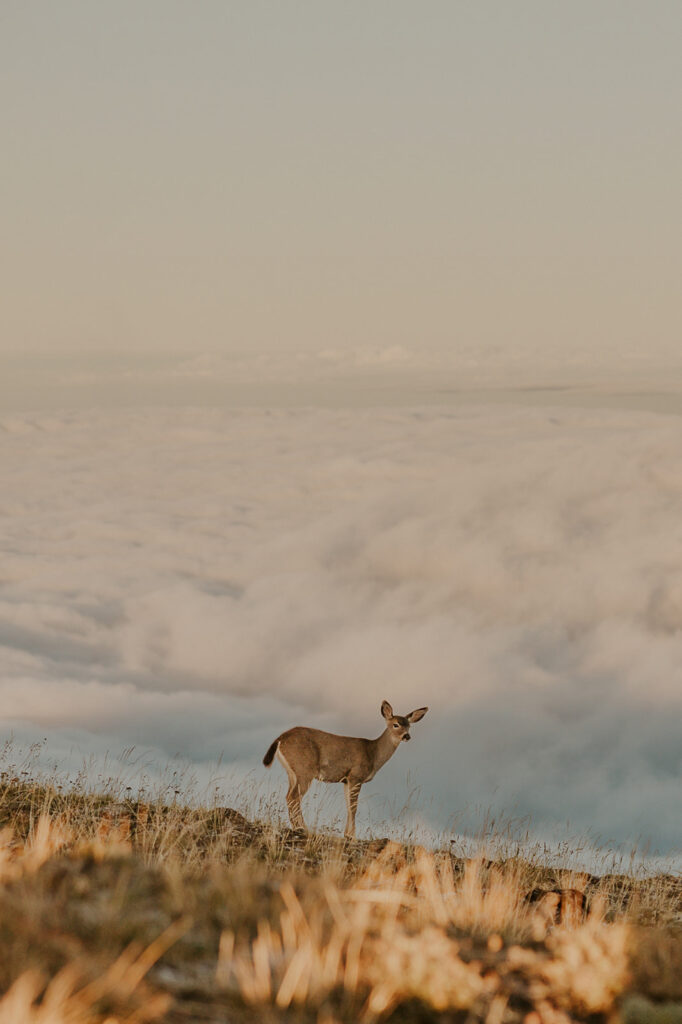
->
xmin=0 ymin=779 xmax=680 ymax=1023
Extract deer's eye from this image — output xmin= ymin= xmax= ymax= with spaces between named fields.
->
xmin=393 ymin=723 xmax=399 ymax=729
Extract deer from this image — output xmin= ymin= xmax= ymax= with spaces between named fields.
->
xmin=262 ymin=700 xmax=428 ymax=838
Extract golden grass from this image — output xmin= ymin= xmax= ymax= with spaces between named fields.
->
xmin=218 ymin=844 xmax=635 ymax=1022
xmin=0 ymin=774 xmax=680 ymax=1023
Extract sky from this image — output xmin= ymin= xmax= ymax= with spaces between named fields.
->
xmin=1 ymin=4 xmax=682 ymax=858
xmin=2 ymin=1 xmax=681 ymax=377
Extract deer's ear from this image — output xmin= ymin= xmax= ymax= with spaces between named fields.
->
xmin=381 ymin=700 xmax=394 ymax=720
xmin=407 ymin=707 xmax=428 ymax=723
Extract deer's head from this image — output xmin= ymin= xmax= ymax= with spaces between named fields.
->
xmin=381 ymin=700 xmax=429 ymax=743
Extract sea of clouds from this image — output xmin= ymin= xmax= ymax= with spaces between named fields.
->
xmin=1 ymin=402 xmax=682 ymax=854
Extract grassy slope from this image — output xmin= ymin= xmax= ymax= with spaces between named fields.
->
xmin=0 ymin=780 xmax=680 ymax=1024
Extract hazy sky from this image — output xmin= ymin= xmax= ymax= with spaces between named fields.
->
xmin=3 ymin=1 xmax=681 ymax=371
xmin=3 ymin=5 xmax=682 ymax=856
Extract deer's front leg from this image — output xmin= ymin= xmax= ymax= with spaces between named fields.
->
xmin=344 ymin=780 xmax=362 ymax=838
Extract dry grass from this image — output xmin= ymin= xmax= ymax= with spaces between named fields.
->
xmin=0 ymin=773 xmax=680 ymax=1023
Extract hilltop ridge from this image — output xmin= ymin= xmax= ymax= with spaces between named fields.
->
xmin=0 ymin=779 xmax=680 ymax=1023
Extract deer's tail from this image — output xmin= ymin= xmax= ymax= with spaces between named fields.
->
xmin=263 ymin=737 xmax=280 ymax=767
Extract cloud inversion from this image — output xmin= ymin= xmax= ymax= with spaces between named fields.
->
xmin=1 ymin=404 xmax=681 ymax=850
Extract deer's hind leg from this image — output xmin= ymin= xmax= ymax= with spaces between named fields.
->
xmin=286 ymin=775 xmax=311 ymax=831
xmin=277 ymin=748 xmax=311 ymax=831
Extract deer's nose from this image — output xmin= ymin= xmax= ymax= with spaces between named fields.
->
xmin=402 ymin=733 xmax=411 ymax=741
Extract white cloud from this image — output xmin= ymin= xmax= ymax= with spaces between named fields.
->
xmin=1 ymin=403 xmax=682 ymax=852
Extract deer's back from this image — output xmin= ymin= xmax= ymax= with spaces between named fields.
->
xmin=278 ymin=726 xmax=372 ymax=783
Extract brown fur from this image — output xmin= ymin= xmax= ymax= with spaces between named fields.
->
xmin=263 ymin=700 xmax=428 ymax=838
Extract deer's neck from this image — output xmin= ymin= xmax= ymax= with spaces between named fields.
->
xmin=370 ymin=728 xmax=401 ymax=773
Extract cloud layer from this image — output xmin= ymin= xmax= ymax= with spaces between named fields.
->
xmin=1 ymin=404 xmax=682 ymax=851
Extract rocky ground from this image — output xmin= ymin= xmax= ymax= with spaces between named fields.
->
xmin=0 ymin=781 xmax=680 ymax=1023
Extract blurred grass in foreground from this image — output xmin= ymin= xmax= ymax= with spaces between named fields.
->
xmin=0 ymin=769 xmax=680 ymax=1024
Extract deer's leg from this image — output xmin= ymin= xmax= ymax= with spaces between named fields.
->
xmin=277 ymin=746 xmax=310 ymax=830
xmin=286 ymin=780 xmax=304 ymax=829
xmin=286 ymin=773 xmax=311 ymax=831
xmin=344 ymin=780 xmax=362 ymax=839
